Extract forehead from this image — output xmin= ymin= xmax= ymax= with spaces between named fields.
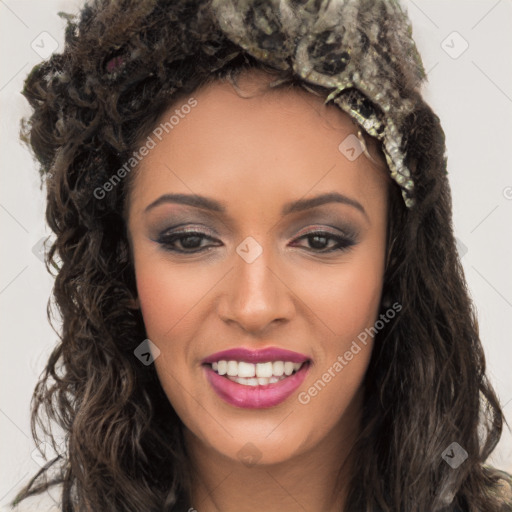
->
xmin=127 ymin=71 xmax=390 ymax=221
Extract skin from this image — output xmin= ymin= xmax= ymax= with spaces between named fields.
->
xmin=125 ymin=70 xmax=390 ymax=512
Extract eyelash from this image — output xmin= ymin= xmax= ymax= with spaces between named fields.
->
xmin=156 ymin=229 xmax=356 ymax=254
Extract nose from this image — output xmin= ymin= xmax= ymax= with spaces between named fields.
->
xmin=216 ymin=243 xmax=295 ymax=335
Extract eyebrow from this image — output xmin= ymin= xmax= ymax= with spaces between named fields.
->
xmin=144 ymin=192 xmax=368 ymax=220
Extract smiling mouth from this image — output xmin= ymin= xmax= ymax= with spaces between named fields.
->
xmin=203 ymin=360 xmax=310 ymax=387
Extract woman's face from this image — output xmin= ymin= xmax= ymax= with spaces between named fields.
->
xmin=126 ymin=71 xmax=389 ymax=467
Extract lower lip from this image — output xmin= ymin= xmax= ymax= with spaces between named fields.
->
xmin=204 ymin=363 xmax=310 ymax=409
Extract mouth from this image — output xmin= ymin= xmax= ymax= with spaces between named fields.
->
xmin=203 ymin=359 xmax=309 ymax=386
xmin=202 ymin=358 xmax=311 ymax=409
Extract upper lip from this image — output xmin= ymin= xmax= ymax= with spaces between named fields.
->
xmin=202 ymin=347 xmax=310 ymax=365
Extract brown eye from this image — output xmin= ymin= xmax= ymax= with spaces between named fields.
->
xmin=291 ymin=231 xmax=355 ymax=253
xmin=157 ymin=231 xmax=221 ymax=253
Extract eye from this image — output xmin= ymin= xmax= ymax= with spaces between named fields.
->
xmin=157 ymin=231 xmax=220 ymax=253
xmin=290 ymin=230 xmax=356 ymax=253
xmin=156 ymin=228 xmax=356 ymax=254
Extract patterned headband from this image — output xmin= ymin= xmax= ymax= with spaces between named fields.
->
xmin=210 ymin=0 xmax=427 ymax=208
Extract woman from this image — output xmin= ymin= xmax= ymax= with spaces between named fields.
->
xmin=12 ymin=0 xmax=512 ymax=510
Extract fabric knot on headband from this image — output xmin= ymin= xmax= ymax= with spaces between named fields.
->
xmin=210 ymin=0 xmax=427 ymax=208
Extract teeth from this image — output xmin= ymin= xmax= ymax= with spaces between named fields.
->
xmin=284 ymin=362 xmax=295 ymax=376
xmin=209 ymin=360 xmax=304 ymax=379
xmin=273 ymin=361 xmax=284 ymax=376
xmin=256 ymin=362 xmax=272 ymax=378
xmin=227 ymin=361 xmax=238 ymax=376
xmin=217 ymin=360 xmax=227 ymax=375
xmin=239 ymin=361 xmax=256 ymax=378
xmin=228 ymin=375 xmax=286 ymax=386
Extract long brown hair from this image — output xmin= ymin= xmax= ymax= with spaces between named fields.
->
xmin=13 ymin=1 xmax=509 ymax=510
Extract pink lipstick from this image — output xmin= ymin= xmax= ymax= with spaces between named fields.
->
xmin=202 ymin=347 xmax=311 ymax=409
xmin=202 ymin=347 xmax=309 ymax=365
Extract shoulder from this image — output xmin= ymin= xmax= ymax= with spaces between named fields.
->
xmin=485 ymin=466 xmax=512 ymax=510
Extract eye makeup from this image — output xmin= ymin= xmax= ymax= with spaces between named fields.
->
xmin=146 ymin=202 xmax=364 ymax=256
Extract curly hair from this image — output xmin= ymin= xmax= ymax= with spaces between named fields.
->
xmin=12 ymin=0 xmax=511 ymax=511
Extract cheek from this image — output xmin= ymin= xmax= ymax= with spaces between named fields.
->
xmin=132 ymin=257 xmax=203 ymax=417
xmin=133 ymin=253 xmax=212 ymax=342
xmin=135 ymin=268 xmax=183 ymax=340
xmin=336 ymin=258 xmax=383 ymax=334
xmin=295 ymin=252 xmax=385 ymax=342
xmin=291 ymin=250 xmax=384 ymax=417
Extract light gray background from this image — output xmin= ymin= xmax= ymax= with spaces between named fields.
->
xmin=1 ymin=0 xmax=511 ymax=509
